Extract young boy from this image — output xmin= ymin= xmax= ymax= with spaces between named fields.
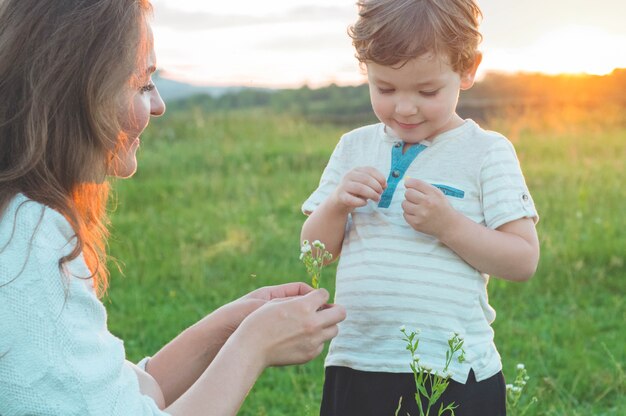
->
xmin=301 ymin=1 xmax=539 ymax=415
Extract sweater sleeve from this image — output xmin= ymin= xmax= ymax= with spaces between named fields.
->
xmin=0 ymin=197 xmax=169 ymax=416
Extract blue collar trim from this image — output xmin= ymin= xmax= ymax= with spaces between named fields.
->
xmin=377 ymin=141 xmax=428 ymax=208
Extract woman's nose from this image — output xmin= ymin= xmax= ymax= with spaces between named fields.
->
xmin=150 ymin=87 xmax=166 ymax=117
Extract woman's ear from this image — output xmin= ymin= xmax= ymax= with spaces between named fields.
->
xmin=460 ymin=51 xmax=483 ymax=90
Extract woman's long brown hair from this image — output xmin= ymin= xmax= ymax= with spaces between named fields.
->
xmin=0 ymin=0 xmax=152 ymax=296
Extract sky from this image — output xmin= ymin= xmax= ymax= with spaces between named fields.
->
xmin=151 ymin=0 xmax=626 ymax=88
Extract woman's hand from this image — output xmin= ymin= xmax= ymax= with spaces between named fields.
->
xmin=241 ymin=281 xmax=315 ymax=302
xmin=210 ymin=282 xmax=317 ymax=339
xmin=234 ymin=288 xmax=346 ymax=367
xmin=164 ymin=288 xmax=345 ymax=416
xmin=147 ymin=282 xmax=320 ymax=406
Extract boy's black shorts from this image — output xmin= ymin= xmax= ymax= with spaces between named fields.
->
xmin=320 ymin=366 xmax=507 ymax=416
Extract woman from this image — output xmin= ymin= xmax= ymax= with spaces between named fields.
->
xmin=0 ymin=1 xmax=346 ymax=415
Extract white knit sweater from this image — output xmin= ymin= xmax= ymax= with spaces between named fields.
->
xmin=0 ymin=194 xmax=167 ymax=415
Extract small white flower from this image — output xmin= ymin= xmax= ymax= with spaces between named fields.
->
xmin=516 ymin=363 xmax=525 ymax=370
xmin=512 ymin=386 xmax=522 ymax=393
xmin=299 ymin=253 xmax=305 ymax=260
xmin=413 ymin=354 xmax=420 ymax=361
xmin=506 ymin=384 xmax=514 ymax=391
xmin=301 ymin=243 xmax=311 ymax=253
xmin=312 ymin=240 xmax=325 ymax=249
xmin=399 ymin=325 xmax=406 ymax=331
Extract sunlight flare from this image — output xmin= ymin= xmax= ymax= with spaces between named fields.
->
xmin=487 ymin=25 xmax=625 ymax=76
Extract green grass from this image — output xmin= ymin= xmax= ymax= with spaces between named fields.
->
xmin=105 ymin=109 xmax=625 ymax=415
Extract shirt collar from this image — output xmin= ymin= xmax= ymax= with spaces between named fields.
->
xmin=380 ymin=119 xmax=476 ymax=146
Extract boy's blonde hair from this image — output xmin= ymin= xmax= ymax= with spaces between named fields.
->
xmin=349 ymin=0 xmax=482 ymax=73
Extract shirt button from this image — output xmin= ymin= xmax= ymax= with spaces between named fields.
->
xmin=392 ymin=170 xmax=400 ymax=178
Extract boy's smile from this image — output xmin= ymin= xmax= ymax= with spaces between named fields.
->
xmin=366 ymin=52 xmax=479 ymax=144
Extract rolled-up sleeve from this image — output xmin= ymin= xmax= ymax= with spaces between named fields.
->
xmin=480 ymin=139 xmax=538 ymax=230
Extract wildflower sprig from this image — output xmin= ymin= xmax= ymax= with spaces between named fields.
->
xmin=397 ymin=327 xmax=466 ymax=416
xmin=506 ymin=363 xmax=537 ymax=415
xmin=300 ymin=239 xmax=333 ymax=289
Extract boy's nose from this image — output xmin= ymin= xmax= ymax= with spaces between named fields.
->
xmin=395 ymin=99 xmax=418 ymax=117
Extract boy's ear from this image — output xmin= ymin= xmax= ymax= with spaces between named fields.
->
xmin=460 ymin=51 xmax=482 ymax=90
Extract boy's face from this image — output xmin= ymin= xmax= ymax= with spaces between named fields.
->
xmin=367 ymin=52 xmax=478 ymax=144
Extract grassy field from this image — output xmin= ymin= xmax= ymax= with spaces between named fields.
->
xmin=105 ymin=108 xmax=625 ymax=415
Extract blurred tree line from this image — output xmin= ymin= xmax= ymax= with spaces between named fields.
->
xmin=168 ymin=69 xmax=626 ymax=126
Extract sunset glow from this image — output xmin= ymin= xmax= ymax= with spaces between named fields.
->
xmin=483 ymin=26 xmax=625 ymax=76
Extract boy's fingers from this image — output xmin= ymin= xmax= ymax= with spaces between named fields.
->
xmin=350 ymin=171 xmax=384 ymax=195
xmin=357 ymin=166 xmax=387 ymax=189
xmin=371 ymin=169 xmax=389 ymax=189
xmin=405 ymin=178 xmax=434 ymax=193
xmin=404 ymin=188 xmax=427 ymax=204
xmin=340 ymin=193 xmax=368 ymax=208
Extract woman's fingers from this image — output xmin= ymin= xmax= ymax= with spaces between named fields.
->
xmin=247 ymin=282 xmax=314 ymax=301
xmin=270 ymin=282 xmax=314 ymax=299
xmin=316 ymin=302 xmax=346 ymax=328
xmin=319 ymin=323 xmax=340 ymax=343
xmin=302 ymin=288 xmax=330 ymax=310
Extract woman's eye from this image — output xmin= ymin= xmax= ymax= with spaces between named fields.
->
xmin=140 ymin=83 xmax=156 ymax=93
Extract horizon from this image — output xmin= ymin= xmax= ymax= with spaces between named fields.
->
xmin=156 ymin=66 xmax=626 ymax=91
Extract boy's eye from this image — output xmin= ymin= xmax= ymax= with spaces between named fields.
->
xmin=420 ymin=89 xmax=439 ymax=97
xmin=378 ymin=87 xmax=395 ymax=94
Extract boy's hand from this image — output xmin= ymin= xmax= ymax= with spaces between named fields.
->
xmin=402 ymin=178 xmax=459 ymax=238
xmin=331 ymin=167 xmax=387 ymax=212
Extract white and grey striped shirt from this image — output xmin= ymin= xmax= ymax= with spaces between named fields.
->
xmin=302 ymin=120 xmax=538 ymax=383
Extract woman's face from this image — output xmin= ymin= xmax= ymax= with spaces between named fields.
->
xmin=109 ymin=36 xmax=165 ymax=178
